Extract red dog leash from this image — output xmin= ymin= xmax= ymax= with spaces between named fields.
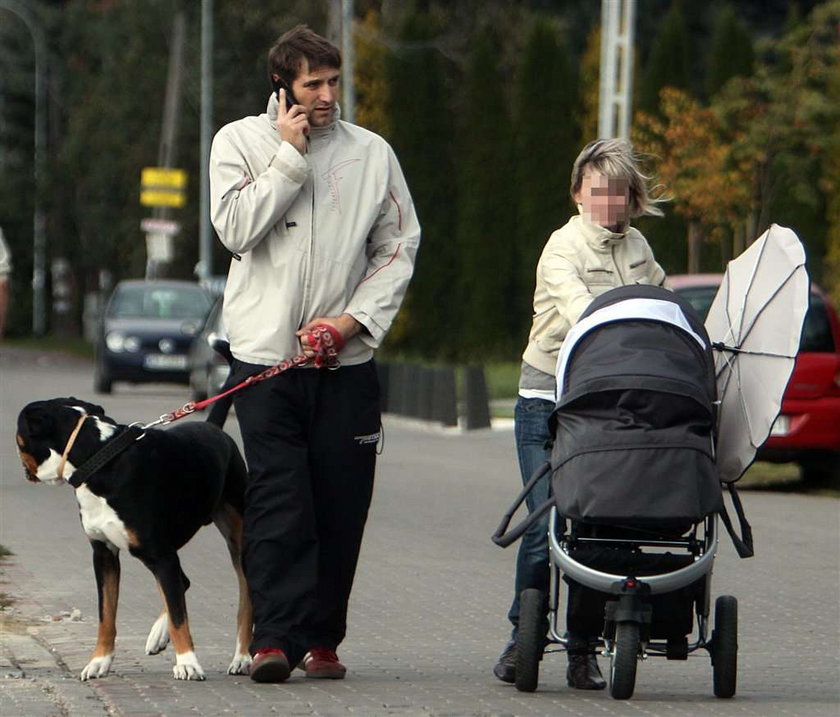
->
xmin=144 ymin=324 xmax=345 ymax=429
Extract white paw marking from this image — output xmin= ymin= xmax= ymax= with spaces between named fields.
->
xmin=228 ymin=652 xmax=252 ymax=675
xmin=145 ymin=613 xmax=170 ymax=654
xmin=173 ymin=651 xmax=205 ymax=681
xmin=80 ymin=653 xmax=113 ymax=680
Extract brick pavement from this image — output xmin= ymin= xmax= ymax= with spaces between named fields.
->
xmin=2 ymin=347 xmax=839 ymax=716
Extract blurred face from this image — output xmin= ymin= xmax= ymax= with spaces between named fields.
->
xmin=291 ymin=61 xmax=340 ymax=127
xmin=574 ymin=167 xmax=631 ymax=229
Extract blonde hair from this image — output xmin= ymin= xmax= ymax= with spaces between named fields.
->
xmin=570 ymin=138 xmax=666 ymax=218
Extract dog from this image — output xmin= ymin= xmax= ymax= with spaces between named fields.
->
xmin=15 ymin=397 xmax=252 ymax=681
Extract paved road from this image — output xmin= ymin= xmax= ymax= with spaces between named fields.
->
xmin=1 ymin=345 xmax=838 ymax=716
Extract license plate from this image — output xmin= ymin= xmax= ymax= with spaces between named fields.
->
xmin=144 ymin=354 xmax=188 ymax=370
xmin=770 ymin=415 xmax=790 ymax=437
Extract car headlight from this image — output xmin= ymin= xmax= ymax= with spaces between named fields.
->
xmin=123 ymin=336 xmax=141 ymax=352
xmin=105 ymin=331 xmax=125 ymax=352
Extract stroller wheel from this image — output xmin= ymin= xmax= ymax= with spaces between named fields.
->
xmin=515 ymin=588 xmax=546 ymax=692
xmin=609 ymin=622 xmax=639 ymax=700
xmin=711 ymin=595 xmax=738 ymax=698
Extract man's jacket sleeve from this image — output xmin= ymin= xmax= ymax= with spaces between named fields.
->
xmin=209 ymin=133 xmax=308 ymax=255
xmin=344 ymin=145 xmax=421 ymax=348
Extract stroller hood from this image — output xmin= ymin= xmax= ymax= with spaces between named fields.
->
xmin=551 ymin=285 xmax=723 ymax=527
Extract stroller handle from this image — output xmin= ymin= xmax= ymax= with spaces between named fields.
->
xmin=548 ymin=509 xmax=718 ymax=595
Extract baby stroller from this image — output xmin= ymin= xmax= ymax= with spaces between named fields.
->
xmin=493 ymin=284 xmax=752 ymax=700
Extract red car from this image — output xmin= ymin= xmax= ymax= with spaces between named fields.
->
xmin=668 ymin=274 xmax=840 ymax=483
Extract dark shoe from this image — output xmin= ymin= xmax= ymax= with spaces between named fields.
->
xmin=493 ymin=640 xmax=516 ymax=684
xmin=566 ymin=653 xmax=606 ymax=690
xmin=303 ymin=648 xmax=346 ymax=679
xmin=250 ymin=648 xmax=291 ymax=683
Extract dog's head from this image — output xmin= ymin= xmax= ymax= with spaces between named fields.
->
xmin=16 ymin=398 xmax=118 ymax=485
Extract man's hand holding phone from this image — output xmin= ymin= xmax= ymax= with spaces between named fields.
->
xmin=276 ymin=88 xmax=309 ymax=156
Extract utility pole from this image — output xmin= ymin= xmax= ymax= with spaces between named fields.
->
xmin=0 ymin=0 xmax=47 ymax=335
xmin=341 ymin=0 xmax=355 ymax=124
xmin=198 ymin=0 xmax=213 ymax=282
xmin=598 ymin=0 xmax=636 ymax=139
xmin=329 ymin=0 xmax=355 ymax=124
xmin=146 ymin=10 xmax=185 ymax=279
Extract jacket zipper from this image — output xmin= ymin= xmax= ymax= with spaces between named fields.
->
xmin=300 ymin=180 xmax=316 ymax=326
xmin=611 ymin=245 xmax=626 ymax=285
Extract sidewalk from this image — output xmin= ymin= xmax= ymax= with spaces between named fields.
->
xmin=2 ymin=346 xmax=839 ymax=715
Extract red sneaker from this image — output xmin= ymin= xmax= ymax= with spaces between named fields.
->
xmin=302 ymin=648 xmax=346 ymax=679
xmin=250 ymin=648 xmax=290 ymax=683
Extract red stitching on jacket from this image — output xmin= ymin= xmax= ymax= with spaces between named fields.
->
xmin=389 ymin=190 xmax=402 ymax=231
xmin=360 ymin=244 xmax=402 ymax=284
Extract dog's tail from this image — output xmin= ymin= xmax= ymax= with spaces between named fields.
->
xmin=205 ymin=396 xmax=233 ymax=428
xmin=205 ymin=337 xmax=235 ymax=429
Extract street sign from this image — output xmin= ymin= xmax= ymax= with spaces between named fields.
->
xmin=140 ymin=167 xmax=187 ymax=208
xmin=140 ymin=218 xmax=181 ymax=235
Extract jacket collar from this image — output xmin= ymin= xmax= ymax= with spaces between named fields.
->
xmin=572 ymin=214 xmax=630 ymax=252
xmin=265 ymin=93 xmax=341 ymax=139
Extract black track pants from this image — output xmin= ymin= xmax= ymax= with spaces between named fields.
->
xmin=231 ymin=359 xmax=380 ymax=664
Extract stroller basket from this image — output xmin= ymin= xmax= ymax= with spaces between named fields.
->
xmin=547 ymin=508 xmax=717 ymax=595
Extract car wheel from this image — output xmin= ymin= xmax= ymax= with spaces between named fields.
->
xmin=94 ymin=362 xmax=113 ymax=394
xmin=799 ymin=454 xmax=840 ymax=485
xmin=191 ymin=370 xmax=208 ymax=402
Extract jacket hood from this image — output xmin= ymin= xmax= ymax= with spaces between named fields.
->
xmin=265 ymin=93 xmax=341 ymax=135
xmin=572 ymin=214 xmax=630 ymax=252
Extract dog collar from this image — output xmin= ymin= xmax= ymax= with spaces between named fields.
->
xmin=67 ymin=424 xmax=146 ymax=488
xmin=57 ymin=413 xmax=88 ymax=481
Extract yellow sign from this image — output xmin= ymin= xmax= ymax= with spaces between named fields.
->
xmin=141 ymin=167 xmax=187 ymax=189
xmin=140 ymin=167 xmax=187 ymax=208
xmin=140 ymin=190 xmax=187 ymax=208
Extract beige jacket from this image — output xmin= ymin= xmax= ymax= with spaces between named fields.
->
xmin=522 ymin=215 xmax=666 ymax=375
xmin=210 ymin=96 xmax=421 ymax=366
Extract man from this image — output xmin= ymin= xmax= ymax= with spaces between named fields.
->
xmin=209 ymin=25 xmax=420 ymax=683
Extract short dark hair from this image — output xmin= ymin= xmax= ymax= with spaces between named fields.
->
xmin=267 ymin=25 xmax=341 ymax=86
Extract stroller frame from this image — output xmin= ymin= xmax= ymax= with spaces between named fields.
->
xmin=513 ymin=507 xmax=737 ymax=700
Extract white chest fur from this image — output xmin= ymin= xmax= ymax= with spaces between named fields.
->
xmin=75 ymin=485 xmax=130 ymax=552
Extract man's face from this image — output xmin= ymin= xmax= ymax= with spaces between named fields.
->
xmin=574 ymin=167 xmax=631 ymax=229
xmin=291 ymin=61 xmax=340 ymax=127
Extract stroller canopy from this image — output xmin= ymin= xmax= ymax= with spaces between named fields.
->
xmin=551 ymin=285 xmax=723 ymax=528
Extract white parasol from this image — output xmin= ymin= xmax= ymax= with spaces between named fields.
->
xmin=705 ymin=224 xmax=809 ymax=483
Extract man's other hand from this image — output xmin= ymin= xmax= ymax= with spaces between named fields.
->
xmin=296 ymin=314 xmax=362 ymax=357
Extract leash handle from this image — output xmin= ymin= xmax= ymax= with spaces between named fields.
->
xmin=147 ymin=324 xmax=345 ymax=428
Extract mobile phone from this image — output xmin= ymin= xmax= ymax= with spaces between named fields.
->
xmin=271 ymin=76 xmax=297 ymax=111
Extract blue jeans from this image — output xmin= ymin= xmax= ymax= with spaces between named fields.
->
xmin=507 ymin=396 xmax=554 ymax=634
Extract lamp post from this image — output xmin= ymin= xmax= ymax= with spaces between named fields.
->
xmin=0 ymin=0 xmax=48 ymax=335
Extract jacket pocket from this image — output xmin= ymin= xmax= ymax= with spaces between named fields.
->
xmin=584 ymin=266 xmax=615 ymax=286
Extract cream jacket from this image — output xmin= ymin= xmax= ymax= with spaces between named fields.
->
xmin=210 ymin=96 xmax=420 ymax=366
xmin=522 ymin=215 xmax=666 ymax=375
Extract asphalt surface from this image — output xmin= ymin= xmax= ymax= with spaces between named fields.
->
xmin=1 ymin=345 xmax=839 ymax=716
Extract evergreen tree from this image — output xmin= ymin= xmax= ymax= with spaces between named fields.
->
xmin=638 ymin=0 xmax=691 ymax=115
xmin=455 ymin=26 xmax=518 ymax=358
xmin=381 ymin=11 xmax=458 ymax=358
xmin=513 ymin=18 xmax=579 ymax=346
xmin=706 ymin=4 xmax=755 ymax=98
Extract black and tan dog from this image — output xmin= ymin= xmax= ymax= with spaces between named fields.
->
xmin=15 ymin=397 xmax=252 ymax=681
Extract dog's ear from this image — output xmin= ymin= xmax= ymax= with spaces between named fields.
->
xmin=65 ymin=397 xmax=106 ymax=417
xmin=19 ymin=403 xmax=54 ymax=439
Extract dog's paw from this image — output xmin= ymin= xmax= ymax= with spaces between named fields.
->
xmin=145 ymin=613 xmax=170 ymax=654
xmin=80 ymin=654 xmax=113 ymax=681
xmin=173 ymin=651 xmax=205 ymax=681
xmin=227 ymin=652 xmax=252 ymax=675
